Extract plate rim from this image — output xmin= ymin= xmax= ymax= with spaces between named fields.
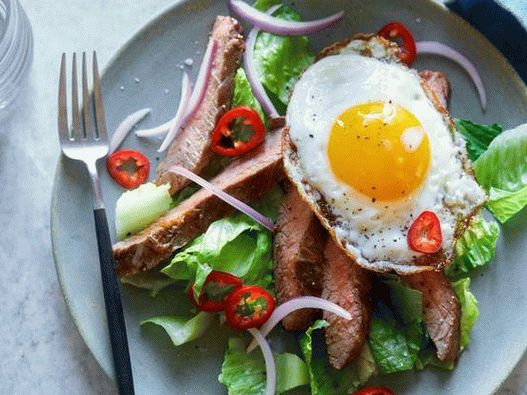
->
xmin=50 ymin=0 xmax=527 ymax=393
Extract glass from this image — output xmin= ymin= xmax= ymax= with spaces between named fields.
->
xmin=0 ymin=0 xmax=33 ymax=117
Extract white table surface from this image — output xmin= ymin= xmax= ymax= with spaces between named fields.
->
xmin=0 ymin=0 xmax=526 ymax=394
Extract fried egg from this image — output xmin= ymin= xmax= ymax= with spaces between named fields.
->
xmin=283 ymin=37 xmax=487 ymax=274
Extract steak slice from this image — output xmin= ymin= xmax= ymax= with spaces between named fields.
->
xmin=322 ymin=239 xmax=372 ymax=370
xmin=403 ymin=271 xmax=461 ymax=362
xmin=419 ymin=70 xmax=451 ymax=110
xmin=114 ymin=130 xmax=284 ymax=276
xmin=155 ymin=16 xmax=245 ymax=195
xmin=274 ymin=186 xmax=327 ymax=331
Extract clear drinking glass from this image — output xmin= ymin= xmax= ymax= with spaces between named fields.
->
xmin=0 ymin=0 xmax=33 ymax=116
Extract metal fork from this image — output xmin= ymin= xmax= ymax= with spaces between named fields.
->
xmin=58 ymin=52 xmax=135 ymax=395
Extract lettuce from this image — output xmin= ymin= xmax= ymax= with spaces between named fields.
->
xmin=218 ymin=338 xmax=309 ymax=395
xmin=115 ymin=182 xmax=172 ymax=239
xmin=299 ymin=320 xmax=377 ymax=395
xmin=473 ymin=123 xmax=527 ymax=222
xmin=232 ymin=68 xmax=266 ymax=124
xmin=452 ymin=278 xmax=480 ymax=350
xmin=252 ymin=1 xmax=314 ymax=112
xmin=455 ymin=119 xmax=503 ymax=161
xmin=446 ymin=215 xmax=500 ymax=279
xmin=121 ymin=271 xmax=176 ymax=297
xmin=141 ymin=312 xmax=214 ymax=347
xmin=367 ymin=279 xmax=426 ymax=374
xmin=162 ymin=213 xmax=274 ymax=299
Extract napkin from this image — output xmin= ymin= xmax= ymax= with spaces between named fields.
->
xmin=447 ymin=0 xmax=527 ymax=82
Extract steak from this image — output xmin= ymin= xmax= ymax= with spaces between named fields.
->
xmin=114 ymin=130 xmax=284 ymax=276
xmin=419 ymin=70 xmax=451 ymax=110
xmin=273 ymin=186 xmax=327 ymax=331
xmin=403 ymin=271 xmax=461 ymax=362
xmin=403 ymin=69 xmax=461 ymax=362
xmin=322 ymin=239 xmax=372 ymax=370
xmin=155 ymin=16 xmax=245 ymax=195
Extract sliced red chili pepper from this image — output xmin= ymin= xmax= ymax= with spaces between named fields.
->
xmin=211 ymin=106 xmax=265 ymax=157
xmin=188 ymin=271 xmax=243 ymax=313
xmin=352 ymin=386 xmax=397 ymax=395
xmin=225 ymin=285 xmax=275 ymax=330
xmin=407 ymin=211 xmax=443 ymax=254
xmin=107 ymin=149 xmax=150 ymax=189
xmin=378 ymin=22 xmax=417 ymax=66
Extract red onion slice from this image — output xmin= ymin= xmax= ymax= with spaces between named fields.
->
xmin=243 ymin=4 xmax=282 ymax=119
xmin=229 ymin=0 xmax=344 ymax=36
xmin=136 ymin=72 xmax=192 ymax=139
xmin=109 ymin=108 xmax=151 ymax=153
xmin=246 ymin=296 xmax=351 ymax=353
xmin=171 ymin=165 xmax=276 ymax=232
xmin=158 ymin=39 xmax=219 ymax=152
xmin=247 ymin=328 xmax=276 ymax=395
xmin=416 ymin=41 xmax=487 ymax=111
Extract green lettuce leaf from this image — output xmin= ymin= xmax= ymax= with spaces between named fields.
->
xmin=115 ymin=182 xmax=172 ymax=239
xmin=452 ymin=278 xmax=480 ymax=350
xmin=140 ymin=312 xmax=214 ymax=347
xmin=446 ymin=215 xmax=500 ymax=279
xmin=218 ymin=338 xmax=309 ymax=395
xmin=253 ymin=0 xmax=280 ymax=11
xmin=368 ymin=317 xmax=420 ymax=374
xmin=299 ymin=320 xmax=377 ymax=395
xmin=473 ymin=124 xmax=527 ymax=223
xmin=121 ymin=271 xmax=176 ymax=297
xmin=252 ymin=2 xmax=314 ymax=111
xmin=232 ymin=68 xmax=266 ymax=124
xmin=162 ymin=211 xmax=274 ymax=298
xmin=455 ymin=119 xmax=503 ymax=161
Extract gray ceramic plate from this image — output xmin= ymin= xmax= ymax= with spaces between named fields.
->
xmin=51 ymin=1 xmax=527 ymax=394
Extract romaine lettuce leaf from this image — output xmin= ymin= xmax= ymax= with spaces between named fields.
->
xmin=232 ymin=68 xmax=266 ymax=124
xmin=452 ymin=278 xmax=479 ymax=350
xmin=218 ymin=338 xmax=309 ymax=395
xmin=121 ymin=271 xmax=176 ymax=297
xmin=473 ymin=123 xmax=527 ymax=222
xmin=252 ymin=2 xmax=314 ymax=112
xmin=115 ymin=182 xmax=172 ymax=239
xmin=368 ymin=317 xmax=420 ymax=374
xmin=446 ymin=215 xmax=500 ymax=279
xmin=455 ymin=119 xmax=503 ymax=161
xmin=299 ymin=320 xmax=377 ymax=395
xmin=140 ymin=312 xmax=214 ymax=347
xmin=162 ymin=212 xmax=274 ymax=298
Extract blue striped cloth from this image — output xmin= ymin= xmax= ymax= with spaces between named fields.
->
xmin=447 ymin=0 xmax=527 ymax=82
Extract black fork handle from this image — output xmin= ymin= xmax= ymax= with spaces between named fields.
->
xmin=94 ymin=208 xmax=135 ymax=395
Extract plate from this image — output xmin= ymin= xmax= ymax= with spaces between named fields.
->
xmin=51 ymin=1 xmax=527 ymax=394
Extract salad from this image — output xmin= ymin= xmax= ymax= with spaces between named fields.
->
xmin=104 ymin=1 xmax=527 ymax=394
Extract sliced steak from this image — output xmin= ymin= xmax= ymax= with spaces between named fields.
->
xmin=420 ymin=70 xmax=451 ymax=110
xmin=403 ymin=271 xmax=461 ymax=362
xmin=114 ymin=130 xmax=284 ymax=276
xmin=155 ymin=16 xmax=245 ymax=195
xmin=274 ymin=186 xmax=327 ymax=331
xmin=322 ymin=239 xmax=372 ymax=370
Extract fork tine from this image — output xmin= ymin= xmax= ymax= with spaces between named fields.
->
xmin=58 ymin=53 xmax=69 ymax=142
xmin=71 ymin=53 xmax=81 ymax=140
xmin=92 ymin=51 xmax=108 ymax=141
xmin=82 ymin=52 xmax=93 ymax=140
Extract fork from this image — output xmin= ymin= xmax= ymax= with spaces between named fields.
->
xmin=58 ymin=52 xmax=135 ymax=395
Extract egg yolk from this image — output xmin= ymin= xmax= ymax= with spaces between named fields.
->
xmin=327 ymin=101 xmax=431 ymax=201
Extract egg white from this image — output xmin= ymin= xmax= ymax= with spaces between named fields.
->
xmin=284 ymin=45 xmax=486 ymax=272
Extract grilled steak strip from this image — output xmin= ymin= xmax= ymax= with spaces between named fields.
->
xmin=114 ymin=130 xmax=284 ymax=276
xmin=419 ymin=70 xmax=451 ymax=110
xmin=274 ymin=186 xmax=327 ymax=331
xmin=403 ymin=271 xmax=461 ymax=362
xmin=403 ymin=69 xmax=461 ymax=362
xmin=322 ymin=239 xmax=372 ymax=370
xmin=155 ymin=16 xmax=245 ymax=195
